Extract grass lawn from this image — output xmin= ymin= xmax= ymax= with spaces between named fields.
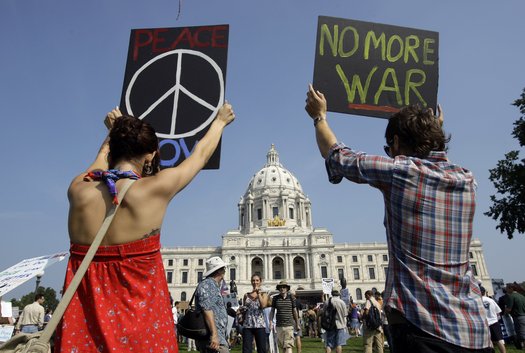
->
xmin=179 ymin=336 xmax=521 ymax=352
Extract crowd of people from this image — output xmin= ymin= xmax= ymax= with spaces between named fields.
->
xmin=166 ymin=277 xmax=525 ymax=353
xmin=171 ymin=269 xmax=380 ymax=353
xmin=5 ymin=279 xmax=525 ymax=353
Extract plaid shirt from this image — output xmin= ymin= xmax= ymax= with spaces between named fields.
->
xmin=326 ymin=142 xmax=490 ymax=349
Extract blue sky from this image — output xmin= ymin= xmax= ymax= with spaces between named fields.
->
xmin=1 ymin=0 xmax=525 ymax=300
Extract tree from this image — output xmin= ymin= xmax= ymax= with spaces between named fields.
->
xmin=485 ymin=88 xmax=525 ymax=239
xmin=10 ymin=287 xmax=59 ymax=312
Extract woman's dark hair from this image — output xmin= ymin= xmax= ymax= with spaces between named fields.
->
xmin=108 ymin=115 xmax=160 ymax=175
xmin=385 ymin=104 xmax=450 ymax=158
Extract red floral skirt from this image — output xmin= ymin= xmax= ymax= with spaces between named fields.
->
xmin=55 ymin=234 xmax=178 ymax=353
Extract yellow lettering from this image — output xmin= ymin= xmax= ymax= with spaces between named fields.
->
xmin=336 ymin=64 xmax=378 ymax=104
xmin=386 ymin=35 xmax=403 ymax=63
xmin=320 ymin=24 xmax=338 ymax=57
xmin=338 ymin=26 xmax=359 ymax=57
xmin=364 ymin=31 xmax=385 ymax=61
xmin=423 ymin=38 xmax=435 ymax=65
xmin=404 ymin=35 xmax=420 ymax=64
xmin=374 ymin=68 xmax=402 ymax=105
xmin=405 ymin=69 xmax=427 ymax=106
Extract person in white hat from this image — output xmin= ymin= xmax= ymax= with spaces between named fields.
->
xmin=195 ymin=256 xmax=230 ymax=353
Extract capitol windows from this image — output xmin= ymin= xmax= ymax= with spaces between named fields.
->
xmin=471 ymin=264 xmax=478 ymax=276
xmin=198 ymin=259 xmax=203 ymax=266
xmin=289 ymin=207 xmax=294 ymax=219
xmin=337 ymin=256 xmax=343 ymax=263
xmin=321 ymin=266 xmax=328 ymax=278
xmin=166 ymin=271 xmax=173 ymax=283
xmin=230 ymin=268 xmax=236 ymax=281
xmin=293 ymin=257 xmax=305 ymax=279
xmin=257 ymin=208 xmax=262 ymax=220
xmin=356 ymin=288 xmax=363 ymax=300
xmin=383 ymin=254 xmax=388 ymax=262
xmin=181 ymin=291 xmax=187 ymax=301
xmin=353 ymin=268 xmax=360 ymax=280
xmin=197 ymin=271 xmax=203 ymax=283
xmin=338 ymin=268 xmax=344 ymax=280
xmin=368 ymin=267 xmax=376 ymax=280
xmin=252 ymin=257 xmax=264 ymax=278
xmin=168 ymin=259 xmax=173 ymax=267
xmin=367 ymin=255 xmax=373 ymax=262
xmin=272 ymin=207 xmax=279 ymax=217
xmin=273 ymin=257 xmax=284 ymax=280
xmin=182 ymin=271 xmax=188 ymax=283
xmin=183 ymin=259 xmax=188 ymax=266
xmin=352 ymin=255 xmax=358 ymax=262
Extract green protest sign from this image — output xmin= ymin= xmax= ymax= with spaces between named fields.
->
xmin=313 ymin=16 xmax=439 ymax=119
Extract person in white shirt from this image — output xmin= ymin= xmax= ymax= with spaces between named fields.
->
xmin=481 ymin=287 xmax=506 ymax=353
xmin=15 ymin=294 xmax=45 ymax=334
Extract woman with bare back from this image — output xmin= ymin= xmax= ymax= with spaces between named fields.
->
xmin=55 ymin=103 xmax=235 ymax=353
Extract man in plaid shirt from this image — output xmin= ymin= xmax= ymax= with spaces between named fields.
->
xmin=305 ymin=85 xmax=493 ymax=353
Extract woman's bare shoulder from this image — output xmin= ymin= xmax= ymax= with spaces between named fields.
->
xmin=67 ymin=173 xmax=106 ymax=205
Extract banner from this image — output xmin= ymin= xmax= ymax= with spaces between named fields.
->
xmin=0 ymin=325 xmax=15 ymax=343
xmin=313 ymin=16 xmax=439 ymax=119
xmin=0 ymin=252 xmax=68 ymax=297
xmin=321 ymin=278 xmax=334 ymax=295
xmin=120 ymin=25 xmax=229 ymax=169
xmin=341 ymin=287 xmax=350 ymax=305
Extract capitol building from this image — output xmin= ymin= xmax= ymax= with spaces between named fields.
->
xmin=161 ymin=145 xmax=492 ymax=304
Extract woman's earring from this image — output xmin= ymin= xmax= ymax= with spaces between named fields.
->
xmin=144 ymin=163 xmax=153 ymax=176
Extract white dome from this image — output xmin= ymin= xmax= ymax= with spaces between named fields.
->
xmin=238 ymin=144 xmax=312 ymax=233
xmin=245 ymin=144 xmax=304 ymax=196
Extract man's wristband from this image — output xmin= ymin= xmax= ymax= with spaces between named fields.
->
xmin=313 ymin=117 xmax=326 ymax=126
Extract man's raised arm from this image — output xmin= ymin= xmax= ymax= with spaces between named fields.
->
xmin=305 ymin=84 xmax=337 ymax=159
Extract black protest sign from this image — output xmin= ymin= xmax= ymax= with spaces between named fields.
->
xmin=120 ymin=25 xmax=229 ymax=169
xmin=313 ymin=16 xmax=438 ymax=119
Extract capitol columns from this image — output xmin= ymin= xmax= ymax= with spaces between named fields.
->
xmin=238 ymin=203 xmax=243 ymax=229
xmin=305 ymin=253 xmax=311 ymax=280
xmin=263 ymin=196 xmax=268 ymax=221
xmin=286 ymin=253 xmax=293 ymax=279
xmin=265 ymin=254 xmax=270 ymax=280
xmin=248 ymin=199 xmax=253 ymax=230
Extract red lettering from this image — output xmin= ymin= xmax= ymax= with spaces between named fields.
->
xmin=133 ymin=29 xmax=153 ymax=61
xmin=152 ymin=28 xmax=170 ymax=54
xmin=170 ymin=28 xmax=195 ymax=50
xmin=212 ymin=26 xmax=228 ymax=48
xmin=133 ymin=26 xmax=228 ymax=59
xmin=194 ymin=26 xmax=212 ymax=48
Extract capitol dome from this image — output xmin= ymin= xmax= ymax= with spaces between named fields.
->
xmin=245 ymin=144 xmax=304 ymax=195
xmin=237 ymin=145 xmax=312 ymax=234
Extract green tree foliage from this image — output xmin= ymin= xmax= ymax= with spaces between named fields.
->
xmin=485 ymin=88 xmax=525 ymax=239
xmin=10 ymin=287 xmax=59 ymax=312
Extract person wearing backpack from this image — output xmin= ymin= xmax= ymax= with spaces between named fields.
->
xmin=322 ymin=290 xmax=348 ymax=353
xmin=362 ymin=290 xmax=383 ymax=353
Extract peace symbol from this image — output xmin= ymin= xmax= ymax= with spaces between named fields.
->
xmin=125 ymin=49 xmax=224 ymax=139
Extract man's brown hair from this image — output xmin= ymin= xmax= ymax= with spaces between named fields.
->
xmin=385 ymin=104 xmax=450 ymax=158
